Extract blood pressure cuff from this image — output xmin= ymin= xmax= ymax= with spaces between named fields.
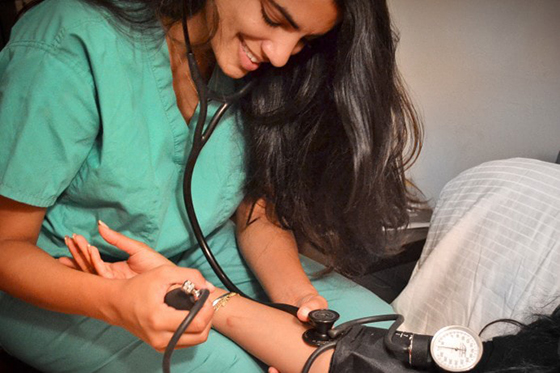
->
xmin=329 ymin=325 xmax=427 ymax=373
xmin=329 ymin=324 xmax=560 ymax=373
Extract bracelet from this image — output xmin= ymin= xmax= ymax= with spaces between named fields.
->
xmin=212 ymin=292 xmax=239 ymax=312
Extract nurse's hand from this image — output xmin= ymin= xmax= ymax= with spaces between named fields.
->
xmin=60 ymin=220 xmax=177 ymax=280
xmin=59 ymin=223 xmax=215 ymax=351
xmin=109 ymin=264 xmax=215 ymax=351
xmin=295 ymin=293 xmax=329 ymax=322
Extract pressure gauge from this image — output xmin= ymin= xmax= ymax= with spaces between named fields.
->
xmin=430 ymin=325 xmax=483 ymax=372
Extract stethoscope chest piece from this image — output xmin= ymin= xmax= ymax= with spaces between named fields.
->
xmin=303 ymin=309 xmax=340 ymax=346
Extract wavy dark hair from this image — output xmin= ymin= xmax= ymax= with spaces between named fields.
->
xmin=23 ymin=0 xmax=423 ymax=275
xmin=240 ymin=0 xmax=422 ymax=275
xmin=481 ymin=304 xmax=560 ymax=373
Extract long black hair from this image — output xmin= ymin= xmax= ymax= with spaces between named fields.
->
xmin=24 ymin=0 xmax=423 ymax=275
xmin=240 ymin=0 xmax=423 ymax=274
xmin=479 ymin=305 xmax=560 ymax=372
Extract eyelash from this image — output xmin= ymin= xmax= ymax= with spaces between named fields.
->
xmin=261 ymin=5 xmax=282 ymax=28
xmin=259 ymin=3 xmax=313 ymax=49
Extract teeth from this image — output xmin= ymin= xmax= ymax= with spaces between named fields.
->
xmin=242 ymin=41 xmax=258 ymax=63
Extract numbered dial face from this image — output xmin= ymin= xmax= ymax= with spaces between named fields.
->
xmin=430 ymin=325 xmax=483 ymax=372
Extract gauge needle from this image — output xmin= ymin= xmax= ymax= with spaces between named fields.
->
xmin=437 ymin=345 xmax=466 ymax=353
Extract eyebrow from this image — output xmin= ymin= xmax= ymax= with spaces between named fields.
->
xmin=268 ymin=0 xmax=301 ymax=30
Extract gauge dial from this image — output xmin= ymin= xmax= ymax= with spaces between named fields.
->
xmin=430 ymin=325 xmax=483 ymax=372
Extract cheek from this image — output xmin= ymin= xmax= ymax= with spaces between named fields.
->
xmin=214 ymin=0 xmax=266 ymax=42
xmin=213 ymin=14 xmax=244 ymax=51
xmin=209 ymin=25 xmax=235 ymax=64
xmin=209 ymin=24 xmax=243 ymax=78
xmin=211 ymin=17 xmax=259 ymax=61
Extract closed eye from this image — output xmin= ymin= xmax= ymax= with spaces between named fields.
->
xmin=261 ymin=5 xmax=282 ymax=28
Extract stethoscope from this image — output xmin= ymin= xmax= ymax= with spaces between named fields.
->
xmin=163 ymin=3 xmax=485 ymax=373
xmin=162 ymin=4 xmax=303 ymax=371
xmin=178 ymin=0 xmax=300 ymax=317
xmin=179 ymin=1 xmax=254 ymax=299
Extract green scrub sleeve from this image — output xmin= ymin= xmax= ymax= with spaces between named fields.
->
xmin=0 ymin=41 xmax=99 ymax=207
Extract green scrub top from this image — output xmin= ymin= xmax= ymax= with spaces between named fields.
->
xmin=0 ymin=0 xmax=247 ymax=260
xmin=0 ymin=3 xmax=395 ymax=372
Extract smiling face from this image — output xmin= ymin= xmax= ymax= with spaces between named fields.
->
xmin=208 ymin=0 xmax=340 ymax=79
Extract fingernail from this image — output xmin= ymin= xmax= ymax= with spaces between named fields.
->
xmin=205 ymin=281 xmax=215 ymax=291
xmin=64 ymin=236 xmax=69 ymax=244
xmin=72 ymin=233 xmax=77 ymax=239
xmin=98 ymin=220 xmax=109 ymax=228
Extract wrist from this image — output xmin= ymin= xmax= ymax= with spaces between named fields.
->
xmin=96 ymin=278 xmax=127 ymax=325
xmin=209 ymin=288 xmax=242 ymax=331
xmin=295 ymin=292 xmax=319 ymax=307
xmin=208 ymin=287 xmax=228 ymax=304
xmin=276 ymin=284 xmax=319 ymax=306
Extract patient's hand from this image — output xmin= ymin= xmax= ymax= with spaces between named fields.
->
xmin=59 ymin=220 xmax=173 ymax=280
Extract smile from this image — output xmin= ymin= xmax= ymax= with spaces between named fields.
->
xmin=241 ymin=40 xmax=259 ymax=64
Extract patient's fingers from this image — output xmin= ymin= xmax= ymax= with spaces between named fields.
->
xmin=65 ymin=235 xmax=95 ymax=274
xmin=72 ymin=234 xmax=94 ymax=266
xmin=88 ymin=244 xmax=115 ymax=279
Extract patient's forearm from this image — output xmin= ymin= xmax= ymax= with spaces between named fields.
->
xmin=210 ymin=290 xmax=333 ymax=373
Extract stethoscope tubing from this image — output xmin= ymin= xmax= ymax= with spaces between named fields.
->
xmin=166 ymin=5 xmax=440 ymax=373
xmin=176 ymin=6 xmax=426 ymax=373
xmin=180 ymin=1 xmax=298 ymax=316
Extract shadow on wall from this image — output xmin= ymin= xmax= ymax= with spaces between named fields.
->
xmin=390 ymin=0 xmax=560 ymax=205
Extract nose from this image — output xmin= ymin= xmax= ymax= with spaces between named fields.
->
xmin=262 ymin=34 xmax=304 ymax=68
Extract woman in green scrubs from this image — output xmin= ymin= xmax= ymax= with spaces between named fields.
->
xmin=0 ymin=0 xmax=421 ymax=371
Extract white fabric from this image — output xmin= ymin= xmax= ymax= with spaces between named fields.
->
xmin=392 ymin=158 xmax=560 ymax=338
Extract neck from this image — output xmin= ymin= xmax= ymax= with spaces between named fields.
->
xmin=164 ymin=10 xmax=216 ymax=124
xmin=165 ymin=10 xmax=216 ymax=80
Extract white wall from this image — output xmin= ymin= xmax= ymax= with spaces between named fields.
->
xmin=390 ymin=0 xmax=560 ymax=204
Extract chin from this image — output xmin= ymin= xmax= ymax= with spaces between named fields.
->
xmin=215 ymin=54 xmax=249 ymax=79
xmin=221 ymin=65 xmax=248 ymax=79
